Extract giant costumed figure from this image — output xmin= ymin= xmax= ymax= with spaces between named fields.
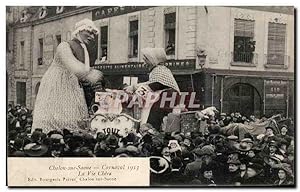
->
xmin=32 ymin=19 xmax=103 ymax=133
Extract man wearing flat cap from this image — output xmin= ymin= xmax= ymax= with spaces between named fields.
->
xmin=165 ymin=157 xmax=188 ymax=185
xmin=184 ymin=145 xmax=214 ymax=179
xmin=225 ymin=153 xmax=241 ymax=185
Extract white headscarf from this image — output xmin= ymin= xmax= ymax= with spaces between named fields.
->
xmin=71 ymin=18 xmax=99 ymax=69
xmin=141 ymin=48 xmax=167 ymax=66
xmin=71 ymin=18 xmax=99 ymax=38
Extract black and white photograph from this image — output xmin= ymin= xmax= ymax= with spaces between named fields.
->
xmin=5 ymin=5 xmax=295 ymax=187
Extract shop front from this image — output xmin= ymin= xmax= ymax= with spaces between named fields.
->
xmin=201 ymin=69 xmax=294 ymax=119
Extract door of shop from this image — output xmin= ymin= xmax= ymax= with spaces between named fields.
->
xmin=223 ymin=83 xmax=260 ymax=117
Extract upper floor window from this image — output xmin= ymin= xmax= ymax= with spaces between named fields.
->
xmin=56 ymin=35 xmax=61 ymax=45
xmin=53 ymin=34 xmax=62 ymax=55
xmin=20 ymin=41 xmax=25 ymax=67
xmin=35 ymin=82 xmax=41 ymax=96
xmin=99 ymin=26 xmax=108 ymax=62
xmin=129 ymin=20 xmax=139 ymax=58
xmin=267 ymin=23 xmax=287 ymax=65
xmin=164 ymin=12 xmax=176 ymax=56
xmin=233 ymin=19 xmax=256 ymax=63
xmin=38 ymin=38 xmax=44 ymax=65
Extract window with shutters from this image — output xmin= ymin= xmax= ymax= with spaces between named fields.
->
xmin=267 ymin=23 xmax=286 ymax=65
xmin=129 ymin=20 xmax=139 ymax=58
xmin=16 ymin=82 xmax=26 ymax=106
xmin=99 ymin=26 xmax=108 ymax=62
xmin=164 ymin=12 xmax=176 ymax=56
xmin=233 ymin=19 xmax=256 ymax=64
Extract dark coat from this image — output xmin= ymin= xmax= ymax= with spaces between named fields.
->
xmin=242 ymin=174 xmax=264 ymax=186
xmin=68 ymin=38 xmax=98 ymax=108
xmin=68 ymin=38 xmax=97 ymax=67
xmin=164 ymin=170 xmax=189 ymax=185
xmin=263 ymin=165 xmax=279 ymax=184
xmin=225 ymin=170 xmax=241 ymax=185
xmin=199 ymin=177 xmax=217 ymax=186
xmin=213 ymin=154 xmax=228 ymax=184
xmin=274 ymin=178 xmax=294 ymax=186
xmin=184 ymin=159 xmax=202 ymax=179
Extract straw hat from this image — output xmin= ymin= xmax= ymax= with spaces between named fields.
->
xmin=24 ymin=143 xmax=48 ymax=157
xmin=234 ymin=142 xmax=252 ymax=152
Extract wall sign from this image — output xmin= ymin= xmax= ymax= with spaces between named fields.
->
xmin=264 ymin=79 xmax=288 ymax=116
xmin=92 ymin=6 xmax=152 ymax=21
xmin=265 ymin=80 xmax=287 ymax=100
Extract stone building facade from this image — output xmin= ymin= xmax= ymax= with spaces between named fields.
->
xmin=7 ymin=6 xmax=294 ymax=118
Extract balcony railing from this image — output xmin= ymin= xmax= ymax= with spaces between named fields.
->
xmin=264 ymin=54 xmax=290 ymax=68
xmin=231 ymin=52 xmax=258 ymax=65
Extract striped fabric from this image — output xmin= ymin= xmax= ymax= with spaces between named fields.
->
xmin=234 ymin=19 xmax=255 ymax=37
xmin=268 ymin=23 xmax=286 ymax=54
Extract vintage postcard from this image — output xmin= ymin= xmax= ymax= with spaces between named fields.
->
xmin=6 ymin=6 xmax=295 ymax=187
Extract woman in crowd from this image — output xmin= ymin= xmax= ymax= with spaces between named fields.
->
xmin=274 ymin=164 xmax=294 ymax=186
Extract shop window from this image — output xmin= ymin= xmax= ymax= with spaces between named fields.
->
xmin=233 ymin=19 xmax=256 ymax=63
xmin=164 ymin=12 xmax=176 ymax=56
xmin=129 ymin=20 xmax=139 ymax=58
xmin=99 ymin=26 xmax=108 ymax=62
xmin=267 ymin=23 xmax=286 ymax=65
xmin=123 ymin=76 xmax=138 ymax=86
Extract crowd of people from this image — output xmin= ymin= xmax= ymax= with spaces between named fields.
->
xmin=7 ymin=103 xmax=295 ymax=187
